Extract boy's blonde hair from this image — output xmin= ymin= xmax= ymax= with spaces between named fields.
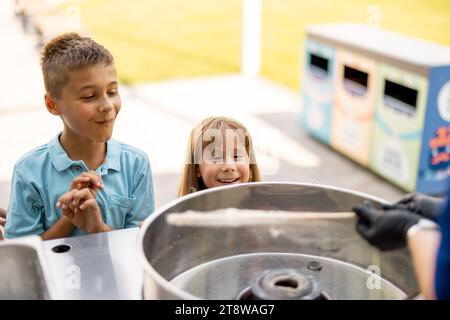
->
xmin=178 ymin=116 xmax=261 ymax=197
xmin=40 ymin=32 xmax=114 ymax=98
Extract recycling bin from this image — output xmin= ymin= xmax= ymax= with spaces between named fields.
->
xmin=301 ymin=39 xmax=336 ymax=144
xmin=330 ymin=50 xmax=378 ymax=165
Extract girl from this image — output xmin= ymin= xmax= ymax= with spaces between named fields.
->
xmin=178 ymin=116 xmax=261 ymax=196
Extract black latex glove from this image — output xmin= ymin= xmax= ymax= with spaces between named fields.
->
xmin=352 ymin=203 xmax=422 ymax=251
xmin=382 ymin=193 xmax=444 ymax=222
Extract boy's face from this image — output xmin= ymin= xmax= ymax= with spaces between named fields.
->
xmin=52 ymin=63 xmax=121 ymax=143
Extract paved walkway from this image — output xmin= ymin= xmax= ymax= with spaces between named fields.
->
xmin=0 ymin=0 xmax=404 ymax=210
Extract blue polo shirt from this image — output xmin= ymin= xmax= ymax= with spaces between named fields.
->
xmin=5 ymin=134 xmax=155 ymax=238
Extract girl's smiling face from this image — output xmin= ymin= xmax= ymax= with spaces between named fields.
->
xmin=197 ymin=133 xmax=251 ymax=189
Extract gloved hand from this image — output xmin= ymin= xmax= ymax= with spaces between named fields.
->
xmin=382 ymin=193 xmax=444 ymax=222
xmin=352 ymin=202 xmax=422 ymax=251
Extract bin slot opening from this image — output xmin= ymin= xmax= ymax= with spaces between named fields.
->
xmin=309 ymin=53 xmax=329 ymax=78
xmin=383 ymin=80 xmax=418 ymax=117
xmin=343 ymin=65 xmax=368 ymax=96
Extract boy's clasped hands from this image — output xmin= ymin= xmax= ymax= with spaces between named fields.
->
xmin=57 ymin=171 xmax=111 ymax=234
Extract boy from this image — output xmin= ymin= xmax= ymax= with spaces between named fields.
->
xmin=4 ymin=33 xmax=155 ymax=240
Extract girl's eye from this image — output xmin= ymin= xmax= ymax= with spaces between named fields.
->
xmin=108 ymin=90 xmax=117 ymax=96
xmin=205 ymin=155 xmax=223 ymax=164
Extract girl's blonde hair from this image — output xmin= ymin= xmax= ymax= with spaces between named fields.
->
xmin=177 ymin=116 xmax=261 ymax=197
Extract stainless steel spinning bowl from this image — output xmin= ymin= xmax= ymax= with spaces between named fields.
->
xmin=138 ymin=182 xmax=419 ymax=300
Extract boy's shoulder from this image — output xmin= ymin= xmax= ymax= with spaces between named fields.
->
xmin=112 ymin=139 xmax=151 ymax=164
xmin=14 ymin=143 xmax=50 ymax=170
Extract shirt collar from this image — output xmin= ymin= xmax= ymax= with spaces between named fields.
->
xmin=104 ymin=138 xmax=121 ymax=172
xmin=48 ymin=134 xmax=121 ymax=172
xmin=48 ymin=134 xmax=75 ymax=172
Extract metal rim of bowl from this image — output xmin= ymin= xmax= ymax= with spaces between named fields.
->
xmin=137 ymin=181 xmax=390 ymax=300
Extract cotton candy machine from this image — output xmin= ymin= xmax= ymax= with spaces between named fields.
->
xmin=138 ymin=182 xmax=419 ymax=300
xmin=0 ymin=236 xmax=59 ymax=299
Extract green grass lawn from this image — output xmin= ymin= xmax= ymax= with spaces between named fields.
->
xmin=68 ymin=0 xmax=450 ymax=89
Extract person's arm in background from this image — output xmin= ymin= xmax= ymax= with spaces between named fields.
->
xmin=395 ymin=192 xmax=450 ymax=299
xmin=0 ymin=208 xmax=6 ymax=240
xmin=352 ymin=202 xmax=440 ymax=298
xmin=435 ymin=196 xmax=450 ymax=299
xmin=407 ymin=228 xmax=441 ymax=299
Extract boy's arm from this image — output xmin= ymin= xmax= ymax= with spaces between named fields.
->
xmin=40 ymin=215 xmax=75 ymax=240
xmin=6 ymin=168 xmax=75 ymax=240
xmin=125 ymin=160 xmax=155 ymax=228
xmin=5 ymin=171 xmax=46 ymax=238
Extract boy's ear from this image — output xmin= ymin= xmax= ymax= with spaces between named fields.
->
xmin=44 ymin=93 xmax=61 ymax=115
